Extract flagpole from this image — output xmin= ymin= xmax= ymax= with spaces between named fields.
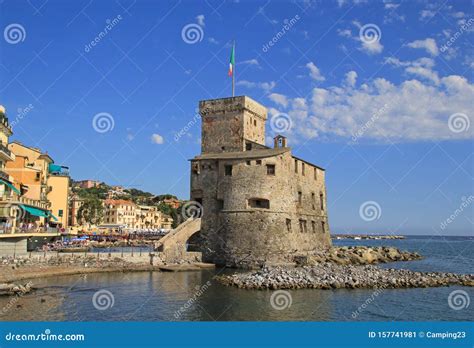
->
xmin=232 ymin=40 xmax=235 ymax=97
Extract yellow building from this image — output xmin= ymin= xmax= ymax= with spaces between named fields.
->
xmin=5 ymin=141 xmax=70 ymax=229
xmin=102 ymin=199 xmax=173 ymax=230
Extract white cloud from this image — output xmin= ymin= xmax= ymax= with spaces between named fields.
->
xmin=268 ymin=93 xmax=289 ymax=107
xmin=360 ymin=40 xmax=384 ymax=55
xmin=196 ymin=15 xmax=205 ymax=27
xmin=236 ymin=80 xmax=276 ymax=92
xmin=385 ymin=57 xmax=439 ymax=84
xmin=306 ymin=61 xmax=325 ymax=81
xmin=151 ymin=133 xmax=165 ymax=144
xmin=240 ymin=59 xmax=260 ymax=66
xmin=407 ymin=38 xmax=439 ymax=56
xmin=278 ymin=71 xmax=473 ymax=143
xmin=337 ymin=29 xmax=352 ymax=38
xmin=208 ymin=37 xmax=219 ymax=44
xmin=420 ymin=10 xmax=435 ymax=20
xmin=344 ymin=71 xmax=358 ymax=87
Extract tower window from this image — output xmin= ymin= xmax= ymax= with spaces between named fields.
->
xmin=217 ymin=199 xmax=224 ymax=210
xmin=302 ymin=163 xmax=305 ymax=176
xmin=254 ymin=119 xmax=257 ymax=126
xmin=256 ymin=160 xmax=262 ymax=165
xmin=248 ymin=198 xmax=270 ymax=209
xmin=294 ymin=159 xmax=298 ymax=173
xmin=266 ymin=164 xmax=275 ymax=175
xmin=245 ymin=142 xmax=252 ymax=151
xmin=320 ymin=193 xmax=324 ymax=211
xmin=246 ymin=160 xmax=251 ymax=165
xmin=299 ymin=219 xmax=307 ymax=233
xmin=314 ymin=168 xmax=317 ymax=180
xmin=321 ymin=221 xmax=326 ymax=233
xmin=311 ymin=221 xmax=316 ymax=233
xmin=224 ymin=165 xmax=233 ymax=176
xmin=298 ymin=191 xmax=302 ymax=204
xmin=311 ymin=192 xmax=315 ymax=210
xmin=286 ymin=218 xmax=292 ymax=232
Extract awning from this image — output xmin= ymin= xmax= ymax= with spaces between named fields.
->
xmin=0 ymin=178 xmax=20 ymax=195
xmin=20 ymin=205 xmax=49 ymax=218
xmin=48 ymin=212 xmax=58 ymax=221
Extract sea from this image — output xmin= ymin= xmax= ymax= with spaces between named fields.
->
xmin=0 ymin=235 xmax=472 ymax=321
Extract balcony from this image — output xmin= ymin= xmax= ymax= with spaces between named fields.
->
xmin=0 ymin=143 xmax=14 ymax=162
xmin=0 ymin=194 xmax=50 ymax=210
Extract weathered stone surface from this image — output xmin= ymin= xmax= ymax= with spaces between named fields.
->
xmin=190 ymin=96 xmax=331 ymax=268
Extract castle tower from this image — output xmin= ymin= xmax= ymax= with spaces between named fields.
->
xmin=199 ymin=96 xmax=267 ymax=153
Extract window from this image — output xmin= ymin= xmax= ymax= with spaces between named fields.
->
xmin=266 ymin=164 xmax=275 ymax=175
xmin=312 ymin=221 xmax=316 ymax=233
xmin=320 ymin=193 xmax=324 ymax=211
xmin=248 ymin=198 xmax=270 ymax=209
xmin=245 ymin=142 xmax=252 ymax=151
xmin=254 ymin=119 xmax=257 ymax=126
xmin=246 ymin=160 xmax=251 ymax=165
xmin=294 ymin=159 xmax=298 ymax=173
xmin=58 ymin=209 xmax=63 ymax=217
xmin=314 ymin=168 xmax=317 ymax=180
xmin=299 ymin=219 xmax=307 ymax=233
xmin=298 ymin=191 xmax=302 ymax=204
xmin=217 ymin=199 xmax=224 ymax=210
xmin=35 ymin=172 xmax=40 ymax=181
xmin=311 ymin=192 xmax=315 ymax=210
xmin=321 ymin=221 xmax=326 ymax=233
xmin=286 ymin=219 xmax=292 ymax=232
xmin=256 ymin=160 xmax=262 ymax=165
xmin=302 ymin=163 xmax=305 ymax=176
xmin=224 ymin=165 xmax=233 ymax=176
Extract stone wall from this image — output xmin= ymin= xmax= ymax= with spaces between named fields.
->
xmin=0 ymin=237 xmax=28 ymax=257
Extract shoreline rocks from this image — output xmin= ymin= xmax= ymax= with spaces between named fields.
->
xmin=0 ymin=282 xmax=32 ymax=296
xmin=305 ymin=246 xmax=422 ymax=266
xmin=216 ymin=264 xmax=474 ymax=290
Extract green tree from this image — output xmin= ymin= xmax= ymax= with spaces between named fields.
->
xmin=77 ymin=198 xmax=104 ymax=226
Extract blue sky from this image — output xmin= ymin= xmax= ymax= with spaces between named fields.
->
xmin=0 ymin=0 xmax=472 ymax=235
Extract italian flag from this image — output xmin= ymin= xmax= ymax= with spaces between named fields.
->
xmin=228 ymin=43 xmax=235 ymax=77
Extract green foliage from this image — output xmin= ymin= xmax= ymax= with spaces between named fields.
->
xmin=77 ymin=198 xmax=104 ymax=225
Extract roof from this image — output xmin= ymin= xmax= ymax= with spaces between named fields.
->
xmin=191 ymin=147 xmax=290 ymax=161
xmin=292 ymin=155 xmax=326 ymax=171
xmin=104 ymin=199 xmax=136 ymax=206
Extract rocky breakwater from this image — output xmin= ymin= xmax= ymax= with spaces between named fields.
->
xmin=306 ymin=246 xmax=422 ymax=265
xmin=216 ymin=264 xmax=474 ymax=290
xmin=0 ymin=282 xmax=32 ymax=296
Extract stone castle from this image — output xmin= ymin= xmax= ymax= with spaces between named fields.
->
xmin=190 ymin=96 xmax=332 ymax=267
